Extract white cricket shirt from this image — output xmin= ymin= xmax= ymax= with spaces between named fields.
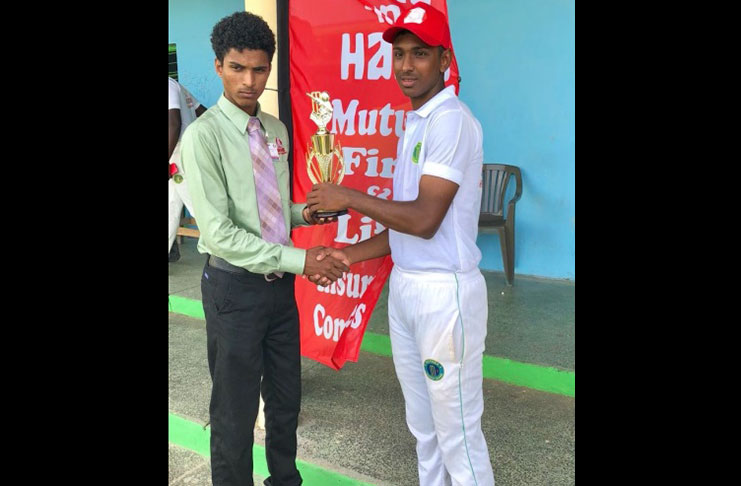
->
xmin=389 ymin=85 xmax=484 ymax=273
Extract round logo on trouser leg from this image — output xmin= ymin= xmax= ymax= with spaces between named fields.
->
xmin=423 ymin=359 xmax=444 ymax=381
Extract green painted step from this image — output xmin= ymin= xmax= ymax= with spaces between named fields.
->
xmin=169 ymin=413 xmax=375 ymax=485
xmin=168 ymin=295 xmax=574 ymax=397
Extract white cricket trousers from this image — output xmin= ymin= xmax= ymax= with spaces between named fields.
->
xmin=388 ymin=265 xmax=495 ymax=486
xmin=168 ymin=177 xmax=195 ymax=253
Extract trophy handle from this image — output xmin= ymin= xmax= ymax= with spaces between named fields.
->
xmin=306 ymin=147 xmax=322 ymax=185
xmin=333 ymin=145 xmax=345 ymax=185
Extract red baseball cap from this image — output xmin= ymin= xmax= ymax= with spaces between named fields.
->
xmin=382 ymin=3 xmax=452 ymax=49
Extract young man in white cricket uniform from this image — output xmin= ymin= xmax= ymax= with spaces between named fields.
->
xmin=169 ymin=77 xmax=206 ymax=261
xmin=306 ymin=3 xmax=495 ymax=485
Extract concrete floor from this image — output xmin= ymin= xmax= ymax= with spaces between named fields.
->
xmin=169 ymin=237 xmax=575 ymax=485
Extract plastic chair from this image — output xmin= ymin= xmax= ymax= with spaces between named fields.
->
xmin=479 ymin=164 xmax=523 ymax=285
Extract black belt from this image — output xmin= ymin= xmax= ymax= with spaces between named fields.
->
xmin=208 ymin=255 xmax=282 ymax=282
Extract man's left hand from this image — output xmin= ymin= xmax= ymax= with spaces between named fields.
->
xmin=303 ymin=206 xmax=338 ymax=225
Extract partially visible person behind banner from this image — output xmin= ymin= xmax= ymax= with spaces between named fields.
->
xmin=169 ymin=77 xmax=207 ymax=262
xmin=307 ymin=3 xmax=495 ymax=485
xmin=180 ymin=11 xmax=348 ymax=486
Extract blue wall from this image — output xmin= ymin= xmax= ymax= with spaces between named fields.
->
xmin=449 ymin=0 xmax=575 ymax=280
xmin=168 ymin=0 xmax=244 ymax=107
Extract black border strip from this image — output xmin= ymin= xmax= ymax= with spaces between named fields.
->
xmin=277 ymin=0 xmax=294 ymax=194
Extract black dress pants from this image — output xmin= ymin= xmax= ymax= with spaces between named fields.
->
xmin=201 ymin=260 xmax=303 ymax=486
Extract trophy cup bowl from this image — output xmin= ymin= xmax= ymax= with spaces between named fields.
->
xmin=306 ymin=91 xmax=348 ymax=219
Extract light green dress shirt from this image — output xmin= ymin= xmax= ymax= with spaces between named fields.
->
xmin=181 ymin=94 xmax=308 ymax=275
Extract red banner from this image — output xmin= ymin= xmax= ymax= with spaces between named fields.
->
xmin=290 ymin=0 xmax=458 ymax=370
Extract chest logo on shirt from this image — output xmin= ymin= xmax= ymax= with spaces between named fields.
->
xmin=412 ymin=142 xmax=422 ymax=164
xmin=423 ymin=359 xmax=444 ymax=381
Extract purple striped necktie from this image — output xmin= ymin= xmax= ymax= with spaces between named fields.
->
xmin=247 ymin=117 xmax=288 ymax=276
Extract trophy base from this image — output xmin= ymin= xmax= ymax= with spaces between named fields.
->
xmin=313 ymin=209 xmax=348 ymax=219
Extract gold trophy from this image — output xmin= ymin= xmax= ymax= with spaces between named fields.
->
xmin=306 ymin=90 xmax=347 ymax=218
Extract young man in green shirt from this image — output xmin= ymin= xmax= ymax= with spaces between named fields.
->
xmin=181 ymin=11 xmax=348 ymax=486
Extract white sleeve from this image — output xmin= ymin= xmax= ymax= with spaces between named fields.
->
xmin=169 ymin=78 xmax=181 ymax=110
xmin=190 ymin=92 xmax=202 ymax=110
xmin=180 ymin=85 xmax=202 ymax=111
xmin=420 ymin=109 xmax=466 ymax=186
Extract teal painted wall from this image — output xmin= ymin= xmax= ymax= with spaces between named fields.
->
xmin=168 ymin=0 xmax=575 ymax=281
xmin=449 ymin=0 xmax=575 ymax=280
xmin=168 ymin=0 xmax=244 ymax=107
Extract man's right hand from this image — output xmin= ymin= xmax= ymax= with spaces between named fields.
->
xmin=303 ymin=246 xmax=349 ymax=283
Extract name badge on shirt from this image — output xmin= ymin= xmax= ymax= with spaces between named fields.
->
xmin=267 ymin=143 xmax=280 ymax=159
xmin=275 ymin=137 xmax=287 ymax=155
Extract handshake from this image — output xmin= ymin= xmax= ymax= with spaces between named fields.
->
xmin=303 ymin=246 xmax=350 ymax=287
xmin=302 ymin=183 xmax=357 ymax=285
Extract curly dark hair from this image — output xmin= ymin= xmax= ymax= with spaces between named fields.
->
xmin=210 ymin=11 xmax=276 ymax=63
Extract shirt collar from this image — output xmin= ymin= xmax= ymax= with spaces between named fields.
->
xmin=217 ymin=94 xmax=266 ymax=135
xmin=411 ymin=85 xmax=457 ymax=118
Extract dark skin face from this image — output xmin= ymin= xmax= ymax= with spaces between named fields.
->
xmin=392 ymin=31 xmax=451 ymax=110
xmin=215 ymin=48 xmax=271 ymax=116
